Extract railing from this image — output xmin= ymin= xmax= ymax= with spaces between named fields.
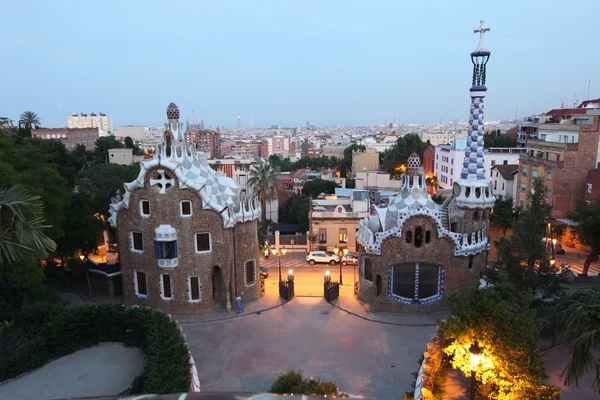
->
xmin=486 ymin=147 xmax=528 ymax=154
xmin=539 ymin=312 xmax=568 ymax=351
xmin=311 ymin=211 xmax=369 ymax=219
xmin=519 ymin=155 xmax=564 ymax=169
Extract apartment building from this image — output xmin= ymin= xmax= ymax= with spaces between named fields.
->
xmin=68 ymin=112 xmax=113 ymax=135
xmin=31 ymin=127 xmax=99 ymax=151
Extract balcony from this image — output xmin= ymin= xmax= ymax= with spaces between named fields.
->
xmin=158 ymin=258 xmax=179 ymax=269
xmin=519 ymin=154 xmax=563 ymax=169
xmin=312 ymin=211 xmax=369 ymax=219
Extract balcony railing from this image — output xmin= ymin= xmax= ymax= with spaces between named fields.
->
xmin=158 ymin=258 xmax=179 ymax=269
xmin=311 ymin=211 xmax=369 ymax=219
xmin=519 ymin=155 xmax=564 ymax=169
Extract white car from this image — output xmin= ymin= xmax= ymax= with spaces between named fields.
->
xmin=341 ymin=252 xmax=359 ymax=266
xmin=306 ymin=251 xmax=340 ymax=265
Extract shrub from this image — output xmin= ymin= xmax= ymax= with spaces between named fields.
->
xmin=270 ymin=369 xmax=304 ymax=393
xmin=270 ymin=369 xmax=337 ymax=396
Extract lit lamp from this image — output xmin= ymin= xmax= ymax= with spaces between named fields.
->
xmin=271 ymin=246 xmax=287 ymax=282
xmin=288 ymin=269 xmax=294 ymax=281
xmin=552 ymin=238 xmax=557 ymax=259
xmin=469 ymin=341 xmax=482 ymax=400
xmin=324 ymin=270 xmax=331 ymax=284
xmin=79 ymin=254 xmax=85 ymax=262
xmin=550 ymin=259 xmax=556 ymax=267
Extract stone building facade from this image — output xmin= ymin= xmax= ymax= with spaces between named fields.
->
xmin=109 ymin=103 xmax=262 ymax=314
xmin=356 ymin=23 xmax=494 ymax=312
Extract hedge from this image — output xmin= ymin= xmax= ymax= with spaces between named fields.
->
xmin=0 ymin=303 xmax=191 ymax=394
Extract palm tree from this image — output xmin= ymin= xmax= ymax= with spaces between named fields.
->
xmin=559 ymin=279 xmax=600 ymax=392
xmin=247 ymin=160 xmax=280 ymax=234
xmin=0 ymin=186 xmax=56 ymax=269
xmin=18 ymin=111 xmax=41 ymax=131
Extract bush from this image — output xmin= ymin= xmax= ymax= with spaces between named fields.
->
xmin=0 ymin=303 xmax=191 ymax=394
xmin=270 ymin=369 xmax=337 ymax=396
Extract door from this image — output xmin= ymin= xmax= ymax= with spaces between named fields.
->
xmin=212 ymin=266 xmax=225 ymax=306
xmin=376 ymin=275 xmax=383 ymax=297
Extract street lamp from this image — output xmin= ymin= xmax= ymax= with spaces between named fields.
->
xmin=469 ymin=341 xmax=482 ymax=400
xmin=79 ymin=254 xmax=85 ymax=262
xmin=552 ymin=238 xmax=557 ymax=259
xmin=288 ymin=269 xmax=294 ymax=280
xmin=271 ymin=246 xmax=287 ymax=282
xmin=332 ymin=247 xmax=346 ymax=285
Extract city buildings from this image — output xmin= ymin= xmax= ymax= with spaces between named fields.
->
xmin=310 ymin=189 xmax=370 ymax=252
xmin=31 ymin=127 xmax=99 ymax=151
xmin=185 ymin=130 xmax=221 ymax=158
xmin=220 ymin=140 xmax=262 ymax=158
xmin=249 ymin=116 xmax=254 ymax=129
xmin=423 ymin=147 xmax=435 ymax=177
xmin=68 ymin=112 xmax=113 ymax=135
xmin=515 ymin=109 xmax=600 ymax=217
xmin=108 ymin=102 xmax=262 ymax=314
xmin=355 ymin=21 xmax=494 ymax=312
xmin=351 ymin=148 xmax=379 ymax=174
xmin=114 ymin=125 xmax=147 ymax=141
xmin=108 ymin=148 xmax=148 ymax=165
xmin=585 ymin=165 xmax=600 ymax=202
xmin=489 ymin=164 xmax=518 ymax=199
xmin=0 ymin=117 xmax=13 ymax=129
xmin=421 ymin=131 xmax=467 ymax=146
xmin=236 ymin=116 xmax=241 ymax=129
xmin=261 ymin=136 xmax=295 ymax=158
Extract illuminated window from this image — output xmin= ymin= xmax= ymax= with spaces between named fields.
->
xmin=339 ymin=228 xmax=348 ymax=243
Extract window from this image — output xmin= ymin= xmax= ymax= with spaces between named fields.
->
xmin=532 ymin=169 xmax=538 ymax=178
xmin=468 ymin=255 xmax=473 ymax=270
xmin=180 ymin=200 xmax=192 ymax=216
xmin=405 ymin=230 xmax=412 ymax=243
xmin=131 ymin=232 xmax=143 ymax=252
xmin=140 ymin=200 xmax=151 ymax=216
xmin=414 ymin=227 xmax=423 ymax=248
xmin=135 ymin=271 xmax=147 ymax=296
xmin=545 ymin=189 xmax=551 ymax=198
xmin=339 ymin=228 xmax=348 ymax=243
xmin=425 ymin=231 xmax=431 ymax=244
xmin=503 ymin=160 xmax=508 ymax=165
xmin=519 ymin=199 xmax=525 ymax=207
xmin=391 ymin=263 xmax=441 ymax=302
xmin=161 ymin=274 xmax=172 ymax=299
xmin=491 ymin=160 xmax=496 ymax=166
xmin=364 ymin=258 xmax=373 ymax=282
xmin=546 ymin=171 xmax=552 ymax=181
xmin=189 ymin=276 xmax=201 ymax=302
xmin=521 ymin=166 xmax=528 ymax=177
xmin=245 ymin=260 xmax=255 ymax=284
xmin=502 ymin=182 xmax=504 ymax=190
xmin=195 ymin=233 xmax=211 ymax=253
xmin=155 ymin=240 xmax=177 ymax=259
xmin=520 ymin=184 xmax=526 ymax=192
xmin=319 ymin=228 xmax=327 ymax=243
xmin=588 ymin=183 xmax=593 ymax=194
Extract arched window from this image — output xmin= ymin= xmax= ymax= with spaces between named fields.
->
xmin=425 ymin=231 xmax=431 ymax=244
xmin=414 ymin=227 xmax=423 ymax=248
xmin=405 ymin=230 xmax=412 ymax=243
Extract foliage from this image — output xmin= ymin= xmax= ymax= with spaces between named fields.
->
xmin=440 ymin=282 xmax=560 ymax=400
xmin=484 ymin=130 xmax=517 ymax=148
xmin=566 ymin=198 xmax=600 ymax=275
xmin=93 ymin=135 xmax=124 ymax=163
xmin=76 ymin=163 xmax=140 ymax=216
xmin=340 ymin=143 xmax=366 ymax=177
xmin=124 ymin=136 xmax=134 ymax=148
xmin=268 ymin=154 xmax=340 ymax=172
xmin=248 ymin=160 xmax=281 ymax=234
xmin=431 ymin=194 xmax=445 ymax=205
xmin=270 ymin=369 xmax=337 ymax=396
xmin=426 ymin=175 xmax=438 ymax=191
xmin=18 ymin=111 xmax=41 ymax=131
xmin=301 ymin=178 xmax=339 ymax=199
xmin=492 ymin=178 xmax=565 ymax=299
xmin=382 ymin=134 xmax=430 ymax=172
xmin=557 ymin=279 xmax=600 ymax=392
xmin=0 ymin=303 xmax=191 ymax=394
xmin=280 ymin=194 xmax=310 ymax=233
xmin=490 ymin=197 xmax=519 ymax=236
xmin=0 ymin=186 xmax=56 ymax=270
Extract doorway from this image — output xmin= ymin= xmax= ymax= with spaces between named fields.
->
xmin=376 ymin=275 xmax=383 ymax=297
xmin=212 ymin=266 xmax=226 ymax=307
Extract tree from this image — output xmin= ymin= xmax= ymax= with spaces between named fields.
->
xmin=558 ymin=279 xmax=600 ymax=392
xmin=301 ymin=178 xmax=339 ymax=199
xmin=247 ymin=160 xmax=280 ymax=234
xmin=382 ymin=134 xmax=430 ymax=172
xmin=490 ymin=197 xmax=519 ymax=236
xmin=0 ymin=186 xmax=56 ymax=282
xmin=441 ymin=282 xmax=560 ymax=399
xmin=484 ymin=130 xmax=517 ymax=148
xmin=18 ymin=111 xmax=40 ymax=131
xmin=493 ymin=178 xmax=564 ymax=299
xmin=426 ymin=175 xmax=439 ymax=193
xmin=93 ymin=136 xmax=124 ymax=163
xmin=566 ymin=198 xmax=600 ymax=275
xmin=124 ymin=136 xmax=134 ymax=149
xmin=280 ymin=194 xmax=310 ymax=233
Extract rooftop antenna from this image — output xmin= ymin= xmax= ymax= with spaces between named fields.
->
xmin=585 ymin=79 xmax=596 ymax=100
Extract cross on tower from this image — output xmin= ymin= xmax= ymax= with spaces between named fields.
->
xmin=150 ymin=169 xmax=175 ymax=194
xmin=474 ymin=18 xmax=490 ymax=51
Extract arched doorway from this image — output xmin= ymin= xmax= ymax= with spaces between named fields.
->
xmin=212 ymin=266 xmax=226 ymax=308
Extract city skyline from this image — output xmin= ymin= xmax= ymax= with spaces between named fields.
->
xmin=2 ymin=0 xmax=599 ymax=129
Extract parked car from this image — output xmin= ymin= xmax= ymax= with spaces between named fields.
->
xmin=260 ymin=267 xmax=269 ymax=279
xmin=306 ymin=251 xmax=340 ymax=265
xmin=341 ymin=252 xmax=359 ymax=266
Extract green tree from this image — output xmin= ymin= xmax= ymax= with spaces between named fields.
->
xmin=493 ymin=178 xmax=564 ymax=298
xmin=301 ymin=178 xmax=339 ymax=199
xmin=18 ymin=111 xmax=40 ymax=131
xmin=441 ymin=282 xmax=560 ymax=400
xmin=558 ymin=279 xmax=600 ymax=392
xmin=490 ymin=197 xmax=519 ymax=236
xmin=566 ymin=198 xmax=600 ymax=275
xmin=484 ymin=130 xmax=518 ymax=148
xmin=76 ymin=163 xmax=141 ymax=216
xmin=247 ymin=160 xmax=280 ymax=234
xmin=124 ymin=136 xmax=134 ymax=149
xmin=382 ymin=134 xmax=430 ymax=172
xmin=280 ymin=194 xmax=309 ymax=233
xmin=93 ymin=135 xmax=124 ymax=163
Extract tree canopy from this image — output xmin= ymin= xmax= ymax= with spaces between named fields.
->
xmin=301 ymin=178 xmax=339 ymax=199
xmin=382 ymin=134 xmax=430 ymax=172
xmin=484 ymin=130 xmax=517 ymax=148
xmin=490 ymin=197 xmax=519 ymax=236
xmin=566 ymin=198 xmax=600 ymax=275
xmin=268 ymin=154 xmax=340 ymax=172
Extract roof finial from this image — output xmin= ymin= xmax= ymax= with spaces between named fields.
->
xmin=474 ymin=18 xmax=490 ymax=52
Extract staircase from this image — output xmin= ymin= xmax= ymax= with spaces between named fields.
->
xmin=441 ymin=207 xmax=450 ymax=230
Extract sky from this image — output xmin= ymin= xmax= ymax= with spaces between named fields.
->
xmin=1 ymin=0 xmax=599 ymax=129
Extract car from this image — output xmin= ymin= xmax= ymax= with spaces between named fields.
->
xmin=305 ymin=251 xmax=340 ymax=265
xmin=341 ymin=252 xmax=359 ymax=266
xmin=260 ymin=267 xmax=269 ymax=279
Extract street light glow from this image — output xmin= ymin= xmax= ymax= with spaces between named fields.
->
xmin=325 ymin=270 xmax=330 ymax=276
xmin=343 ymin=248 xmax=349 ymax=256
xmin=469 ymin=341 xmax=482 ymax=370
xmin=288 ymin=269 xmax=294 ymax=276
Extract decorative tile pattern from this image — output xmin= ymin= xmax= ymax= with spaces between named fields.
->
xmin=461 ymin=96 xmax=486 ymax=181
xmin=387 ymin=263 xmax=445 ymax=305
xmin=244 ymin=259 xmax=257 ymax=287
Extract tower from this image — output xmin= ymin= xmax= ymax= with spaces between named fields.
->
xmin=249 ymin=116 xmax=255 ymax=129
xmin=237 ymin=116 xmax=241 ymax=129
xmin=452 ymin=19 xmax=495 ymax=209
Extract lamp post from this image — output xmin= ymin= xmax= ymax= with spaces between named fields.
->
xmin=332 ymin=247 xmax=347 ymax=285
xmin=271 ymin=246 xmax=287 ymax=282
xmin=288 ymin=269 xmax=294 ymax=281
xmin=552 ymin=238 xmax=557 ymax=259
xmin=469 ymin=341 xmax=482 ymax=400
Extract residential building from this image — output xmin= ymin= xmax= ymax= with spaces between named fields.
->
xmin=236 ymin=116 xmax=241 ymax=129
xmin=421 ymin=131 xmax=467 ymax=146
xmin=351 ymin=148 xmax=379 ymax=174
xmin=68 ymin=112 xmax=113 ymax=135
xmin=108 ymin=148 xmax=148 ymax=165
xmin=186 ymin=130 xmax=221 ymax=158
xmin=585 ymin=165 xmax=600 ymax=202
xmin=434 ymin=139 xmax=525 ymax=189
xmin=356 ymin=23 xmax=494 ymax=312
xmin=489 ymin=164 xmax=518 ymax=199
xmin=0 ymin=117 xmax=14 ymax=129
xmin=31 ymin=127 xmax=99 ymax=151
xmin=423 ymin=147 xmax=435 ymax=176
xmin=515 ymin=112 xmax=600 ymax=217
xmin=114 ymin=125 xmax=147 ymax=141
xmin=310 ymin=189 xmax=370 ymax=252
xmin=220 ymin=140 xmax=262 ymax=158
xmin=108 ymin=102 xmax=262 ymax=314
xmin=260 ymin=136 xmax=295 ymax=158
xmin=321 ymin=146 xmax=346 ymax=159
xmin=354 ymin=171 xmax=401 ymax=191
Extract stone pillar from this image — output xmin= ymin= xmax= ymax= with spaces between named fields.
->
xmin=306 ymin=231 xmax=311 ymax=252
